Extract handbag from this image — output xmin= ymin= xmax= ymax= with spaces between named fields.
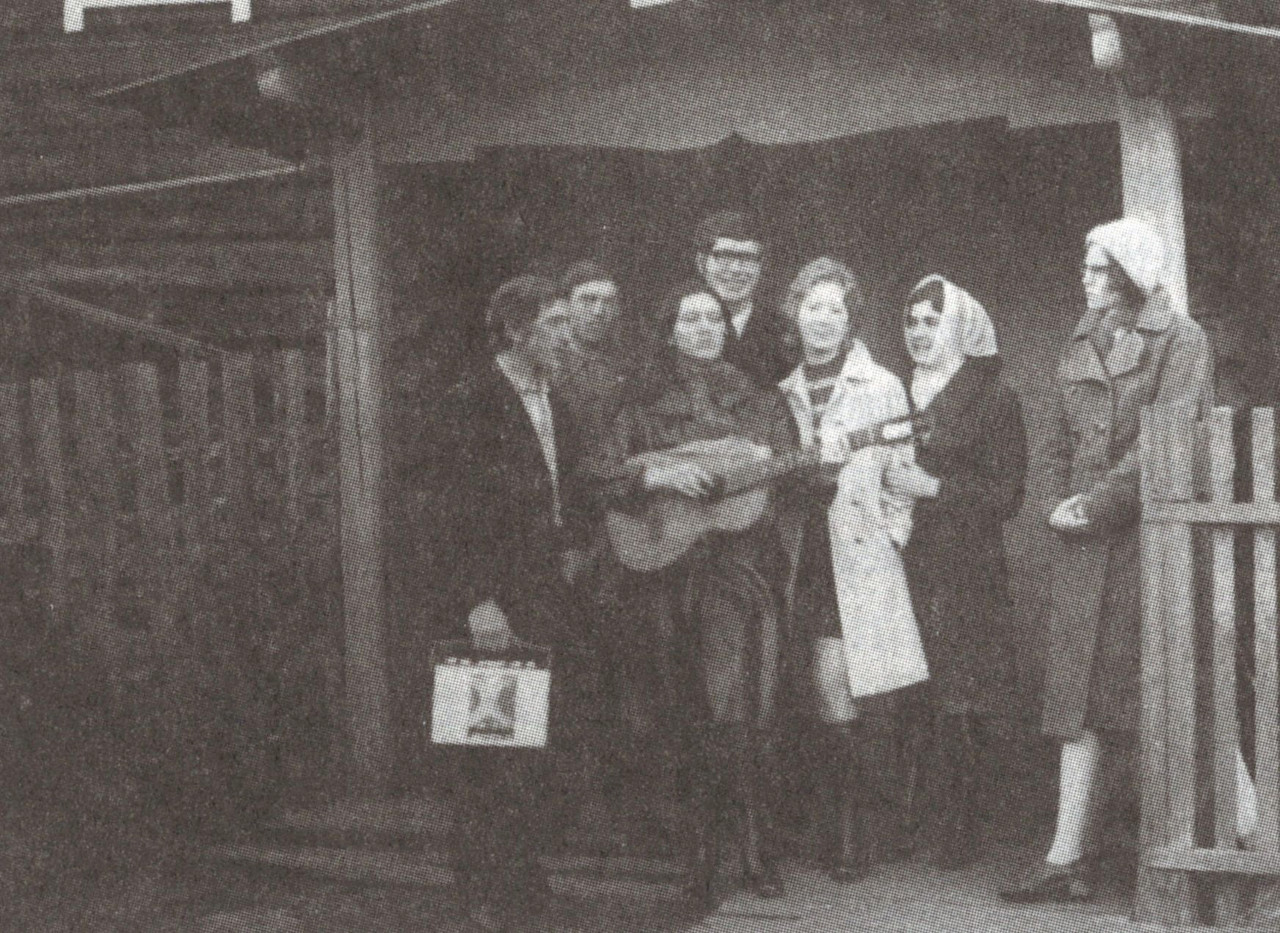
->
xmin=429 ymin=639 xmax=553 ymax=749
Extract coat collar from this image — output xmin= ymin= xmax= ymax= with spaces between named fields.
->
xmin=779 ymin=341 xmax=878 ymax=399
xmin=1064 ymin=291 xmax=1173 ymax=383
xmin=1070 ymin=290 xmax=1175 ymax=341
xmin=909 ymin=356 xmax=998 ymax=416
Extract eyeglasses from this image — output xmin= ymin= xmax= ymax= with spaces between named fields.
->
xmin=709 ymin=249 xmax=762 ymax=265
xmin=1081 ymin=262 xmax=1117 ymax=278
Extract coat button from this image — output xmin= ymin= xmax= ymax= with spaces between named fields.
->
xmin=1094 ymin=422 xmax=1108 ymax=433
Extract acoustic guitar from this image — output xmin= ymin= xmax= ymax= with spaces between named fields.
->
xmin=606 ymin=415 xmax=917 ymax=573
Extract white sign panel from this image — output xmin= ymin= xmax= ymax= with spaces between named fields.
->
xmin=64 ymin=0 xmax=251 ymax=32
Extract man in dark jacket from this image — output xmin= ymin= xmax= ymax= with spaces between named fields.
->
xmin=430 ymin=274 xmax=590 ymax=929
xmin=694 ymin=210 xmax=797 ymax=388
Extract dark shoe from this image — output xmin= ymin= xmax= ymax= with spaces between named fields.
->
xmin=742 ymin=802 xmax=786 ymax=899
xmin=464 ymin=903 xmax=510 ymax=933
xmin=831 ymin=787 xmax=871 ymax=883
xmin=745 ymin=862 xmax=786 ymax=899
xmin=681 ymin=806 xmax=721 ymax=911
xmin=999 ymin=860 xmax=1094 ymax=904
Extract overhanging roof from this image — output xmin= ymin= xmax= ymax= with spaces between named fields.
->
xmin=95 ymin=0 xmax=1124 ymax=164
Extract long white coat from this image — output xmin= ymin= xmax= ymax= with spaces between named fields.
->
xmin=778 ymin=343 xmax=930 ymax=698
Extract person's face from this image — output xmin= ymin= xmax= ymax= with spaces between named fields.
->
xmin=567 ymin=279 xmax=621 ymax=347
xmin=1082 ymin=243 xmax=1127 ymax=315
xmin=905 ymin=299 xmax=945 ymax=366
xmin=522 ymin=299 xmax=573 ymax=378
xmin=671 ymin=292 xmax=727 ymax=361
xmin=796 ymin=281 xmax=850 ymax=361
xmin=698 ymin=237 xmax=763 ymax=305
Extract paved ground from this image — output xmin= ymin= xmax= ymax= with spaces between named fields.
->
xmin=8 ymin=840 xmax=1151 ymax=933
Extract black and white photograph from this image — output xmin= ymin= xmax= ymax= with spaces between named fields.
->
xmin=3 ymin=1 xmax=1280 ymax=931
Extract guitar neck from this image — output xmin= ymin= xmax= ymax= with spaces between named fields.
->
xmin=717 ymin=447 xmax=821 ymax=497
xmin=705 ymin=416 xmax=917 ymax=498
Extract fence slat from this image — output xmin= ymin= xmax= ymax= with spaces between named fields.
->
xmin=1207 ymin=408 xmax=1242 ymax=924
xmin=122 ymin=363 xmax=177 ymax=641
xmin=73 ymin=369 xmax=119 ymax=647
xmin=1137 ymin=403 xmax=1199 ymax=924
xmin=277 ymin=349 xmax=306 ymax=530
xmin=0 ymin=385 xmax=25 ymax=522
xmin=1252 ymin=408 xmax=1280 ymax=855
xmin=31 ymin=377 xmax=69 ymax=630
xmin=222 ymin=354 xmax=255 ymax=512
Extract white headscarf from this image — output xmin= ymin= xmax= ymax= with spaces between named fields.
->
xmin=1086 ymin=217 xmax=1168 ymax=299
xmin=906 ymin=275 xmax=998 ymax=410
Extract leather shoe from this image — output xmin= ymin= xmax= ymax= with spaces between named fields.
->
xmin=745 ymin=864 xmax=786 ymax=899
xmin=999 ymin=860 xmax=1093 ymax=904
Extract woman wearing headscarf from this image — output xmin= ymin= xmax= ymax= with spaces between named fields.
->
xmin=775 ymin=257 xmax=930 ymax=882
xmin=1001 ymin=218 xmax=1216 ymax=902
xmin=586 ymin=281 xmax=795 ymax=906
xmin=884 ymin=275 xmax=1027 ymax=870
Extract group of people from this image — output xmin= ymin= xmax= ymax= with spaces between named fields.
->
xmin=423 ymin=209 xmax=1231 ymax=930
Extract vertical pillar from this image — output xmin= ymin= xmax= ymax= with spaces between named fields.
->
xmin=1117 ymin=91 xmax=1189 ymax=316
xmin=1091 ymin=12 xmax=1189 ymax=316
xmin=330 ymin=109 xmax=392 ymax=793
xmin=1089 ymin=14 xmax=1197 ymax=923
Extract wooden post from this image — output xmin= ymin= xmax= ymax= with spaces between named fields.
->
xmin=1090 ymin=12 xmax=1190 ymax=316
xmin=1137 ymin=403 xmax=1200 ymax=925
xmin=1117 ymin=90 xmax=1189 ymax=316
xmin=330 ymin=109 xmax=392 ymax=792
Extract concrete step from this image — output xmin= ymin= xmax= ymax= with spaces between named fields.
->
xmin=207 ymin=841 xmax=685 ymax=906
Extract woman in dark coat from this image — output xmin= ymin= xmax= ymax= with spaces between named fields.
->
xmin=588 ymin=282 xmax=796 ymax=906
xmin=885 ymin=275 xmax=1027 ymax=870
xmin=1001 ymin=218 xmax=1214 ymax=903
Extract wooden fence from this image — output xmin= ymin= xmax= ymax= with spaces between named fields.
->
xmin=0 ymin=347 xmax=341 ymax=814
xmin=1140 ymin=403 xmax=1280 ymax=927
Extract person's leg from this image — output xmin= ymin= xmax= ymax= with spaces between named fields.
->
xmin=1000 ymin=730 xmax=1102 ymax=904
xmin=1046 ymin=730 xmax=1103 ymax=866
xmin=1238 ymin=746 xmax=1260 ymax=846
xmin=681 ymin=722 xmax=728 ymax=909
xmin=729 ymin=723 xmax=786 ymax=898
xmin=935 ymin=706 xmax=981 ymax=870
xmin=813 ymin=637 xmax=867 ymax=882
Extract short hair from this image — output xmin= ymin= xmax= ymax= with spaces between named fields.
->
xmin=560 ymin=259 xmax=614 ymax=297
xmin=780 ymin=257 xmax=866 ymax=322
xmin=485 ymin=274 xmax=558 ymax=351
xmin=694 ymin=210 xmax=762 ymax=254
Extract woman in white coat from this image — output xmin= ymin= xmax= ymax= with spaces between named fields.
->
xmin=776 ymin=257 xmax=929 ymax=881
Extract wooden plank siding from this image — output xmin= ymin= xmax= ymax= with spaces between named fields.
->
xmin=0 ymin=347 xmax=340 ymax=805
xmin=1140 ymin=404 xmax=1280 ymax=926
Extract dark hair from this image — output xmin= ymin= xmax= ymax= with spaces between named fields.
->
xmin=485 ymin=274 xmax=558 ymax=351
xmin=653 ymin=280 xmax=725 ymax=341
xmin=695 ymin=210 xmax=762 ymax=254
xmin=560 ymin=259 xmax=614 ymax=297
xmin=906 ymin=278 xmax=947 ymax=317
xmin=629 ymin=281 xmax=726 ymax=402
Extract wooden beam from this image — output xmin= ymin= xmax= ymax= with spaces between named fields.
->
xmin=330 ymin=108 xmax=392 ymax=792
xmin=1 ymin=278 xmax=218 ymax=356
xmin=0 ymin=166 xmax=302 ymax=207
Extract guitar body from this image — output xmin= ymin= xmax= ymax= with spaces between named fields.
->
xmin=603 ymin=417 xmax=911 ymax=573
xmin=606 ymin=488 xmax=771 ymax=573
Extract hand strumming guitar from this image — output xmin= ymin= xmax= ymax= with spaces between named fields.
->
xmin=643 ymin=460 xmax=717 ymax=499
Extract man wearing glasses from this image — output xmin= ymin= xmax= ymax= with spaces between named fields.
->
xmin=694 ymin=210 xmax=798 ymax=387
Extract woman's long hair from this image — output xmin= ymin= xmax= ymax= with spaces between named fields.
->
xmin=628 ymin=280 xmax=729 ymax=404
